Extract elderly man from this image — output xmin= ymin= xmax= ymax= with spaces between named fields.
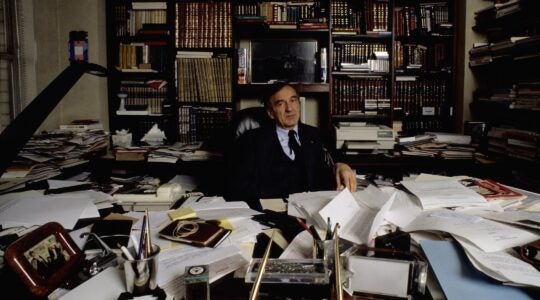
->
xmin=227 ymin=82 xmax=356 ymax=209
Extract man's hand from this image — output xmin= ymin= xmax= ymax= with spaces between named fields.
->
xmin=335 ymin=163 xmax=357 ymax=192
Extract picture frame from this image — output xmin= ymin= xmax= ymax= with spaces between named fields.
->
xmin=4 ymin=222 xmax=85 ymax=297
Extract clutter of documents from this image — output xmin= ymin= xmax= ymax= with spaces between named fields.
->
xmin=1 ymin=172 xmax=539 ymax=299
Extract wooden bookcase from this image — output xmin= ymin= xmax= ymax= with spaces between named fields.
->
xmin=106 ymin=0 xmax=458 ymax=146
xmin=106 ymin=0 xmax=235 ymax=146
xmin=468 ymin=0 xmax=540 ymax=191
xmin=232 ymin=0 xmax=457 ymax=144
xmin=106 ymin=0 xmax=178 ymax=144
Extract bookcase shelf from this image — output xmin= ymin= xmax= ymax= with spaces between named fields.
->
xmin=469 ymin=0 xmax=540 ymax=189
xmin=230 ymin=0 xmax=458 ymax=144
xmin=106 ymin=0 xmax=458 ymax=147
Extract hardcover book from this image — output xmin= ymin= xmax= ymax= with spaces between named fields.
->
xmin=158 ymin=219 xmax=230 ymax=248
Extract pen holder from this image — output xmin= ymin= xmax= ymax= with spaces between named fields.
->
xmin=314 ymin=239 xmax=335 ymax=263
xmin=122 ymin=244 xmax=160 ymax=295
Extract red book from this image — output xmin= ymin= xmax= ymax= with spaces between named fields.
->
xmin=474 ymin=179 xmax=527 ymax=201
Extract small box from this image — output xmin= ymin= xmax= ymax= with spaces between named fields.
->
xmin=184 ymin=265 xmax=210 ymax=300
xmin=245 ymin=258 xmax=329 ymax=284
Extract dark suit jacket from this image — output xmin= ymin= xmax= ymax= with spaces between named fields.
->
xmin=226 ymin=123 xmax=335 ymax=209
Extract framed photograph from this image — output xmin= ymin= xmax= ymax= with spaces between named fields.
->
xmin=4 ymin=222 xmax=85 ymax=297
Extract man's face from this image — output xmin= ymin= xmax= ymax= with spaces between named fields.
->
xmin=266 ymin=85 xmax=300 ymax=130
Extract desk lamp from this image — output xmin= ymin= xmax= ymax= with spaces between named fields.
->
xmin=0 ymin=62 xmax=107 ymax=176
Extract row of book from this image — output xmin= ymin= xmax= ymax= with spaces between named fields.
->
xmin=469 ymin=35 xmax=540 ymax=67
xmin=113 ymin=5 xmax=167 ymax=37
xmin=487 ymin=127 xmax=540 ymax=162
xmin=474 ymin=0 xmax=525 ymax=26
xmin=394 ymin=78 xmax=448 ymax=115
xmin=117 ymin=43 xmax=168 ymax=73
xmin=330 ymin=0 xmax=361 ymax=33
xmin=177 ymin=55 xmax=232 ymax=104
xmin=363 ymin=0 xmax=389 ymax=32
xmin=176 ymin=1 xmax=232 ymax=49
xmin=393 ymin=3 xmax=451 ymax=37
xmin=473 ymin=79 xmax=540 ymax=111
xmin=331 ymin=77 xmax=389 ymax=115
xmin=399 ymin=116 xmax=451 ymax=135
xmin=394 ymin=41 xmax=451 ymax=72
xmin=332 ymin=42 xmax=388 ymax=71
xmin=330 ymin=0 xmax=389 ymax=34
xmin=235 ymin=1 xmax=327 ymax=29
xmin=178 ymin=106 xmax=233 ymax=144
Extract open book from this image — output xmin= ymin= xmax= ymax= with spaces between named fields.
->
xmin=158 ymin=218 xmax=230 ymax=248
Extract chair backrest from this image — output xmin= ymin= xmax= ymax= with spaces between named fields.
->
xmin=231 ymin=106 xmax=272 ymax=139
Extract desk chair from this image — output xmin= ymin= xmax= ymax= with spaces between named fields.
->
xmin=230 ymin=106 xmax=272 ymax=140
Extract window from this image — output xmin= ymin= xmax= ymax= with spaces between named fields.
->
xmin=0 ymin=0 xmax=21 ymax=133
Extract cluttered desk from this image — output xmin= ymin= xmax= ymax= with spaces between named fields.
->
xmin=0 ymin=62 xmax=539 ymax=299
xmin=1 ymin=171 xmax=539 ymax=300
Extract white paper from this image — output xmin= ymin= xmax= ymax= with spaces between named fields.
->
xmin=402 ymin=210 xmax=539 ymax=252
xmin=0 ymin=190 xmax=93 ymax=229
xmin=400 ymin=179 xmax=488 ymax=209
xmin=279 ymin=230 xmax=314 ymax=259
xmin=186 ymin=201 xmax=262 ymax=220
xmin=456 ymin=236 xmax=540 ymax=287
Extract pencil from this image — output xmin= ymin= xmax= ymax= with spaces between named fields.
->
xmin=326 ymin=217 xmax=332 ymax=240
xmin=144 ymin=209 xmax=152 ymax=257
xmin=334 ymin=224 xmax=343 ymax=300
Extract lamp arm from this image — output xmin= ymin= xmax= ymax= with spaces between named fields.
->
xmin=0 ymin=62 xmax=107 ymax=176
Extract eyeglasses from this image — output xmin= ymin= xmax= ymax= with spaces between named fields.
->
xmin=518 ymin=240 xmax=540 ymax=270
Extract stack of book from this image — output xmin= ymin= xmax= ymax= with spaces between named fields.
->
xmin=398 ymin=132 xmax=475 ymax=159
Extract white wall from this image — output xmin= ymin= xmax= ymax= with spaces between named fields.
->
xmin=29 ymin=0 xmax=107 ymax=132
xmin=458 ymin=0 xmax=492 ymax=130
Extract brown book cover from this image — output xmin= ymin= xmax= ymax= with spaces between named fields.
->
xmin=159 ymin=219 xmax=230 ymax=248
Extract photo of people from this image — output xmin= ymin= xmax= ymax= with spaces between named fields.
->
xmin=24 ymin=235 xmax=70 ymax=279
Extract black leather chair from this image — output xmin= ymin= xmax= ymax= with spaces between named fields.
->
xmin=230 ymin=106 xmax=271 ymax=140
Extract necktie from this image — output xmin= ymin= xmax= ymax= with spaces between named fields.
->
xmin=288 ymin=130 xmax=301 ymax=159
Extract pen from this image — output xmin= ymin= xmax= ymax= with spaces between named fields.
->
xmin=137 ymin=215 xmax=146 ymax=259
xmin=309 ymin=225 xmax=322 ymax=241
xmin=144 ymin=209 xmax=152 ymax=257
xmin=296 ymin=217 xmax=311 ymax=233
xmin=326 ymin=217 xmax=332 ymax=240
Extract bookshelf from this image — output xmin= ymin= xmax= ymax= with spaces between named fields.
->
xmin=330 ymin=0 xmax=456 ymax=136
xmin=106 ymin=0 xmax=177 ymax=144
xmin=232 ymin=0 xmax=457 ymax=144
xmin=106 ymin=0 xmax=234 ymax=146
xmin=175 ymin=0 xmax=234 ymax=144
xmin=106 ymin=0 xmax=458 ymax=146
xmin=468 ymin=0 xmax=540 ymax=191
